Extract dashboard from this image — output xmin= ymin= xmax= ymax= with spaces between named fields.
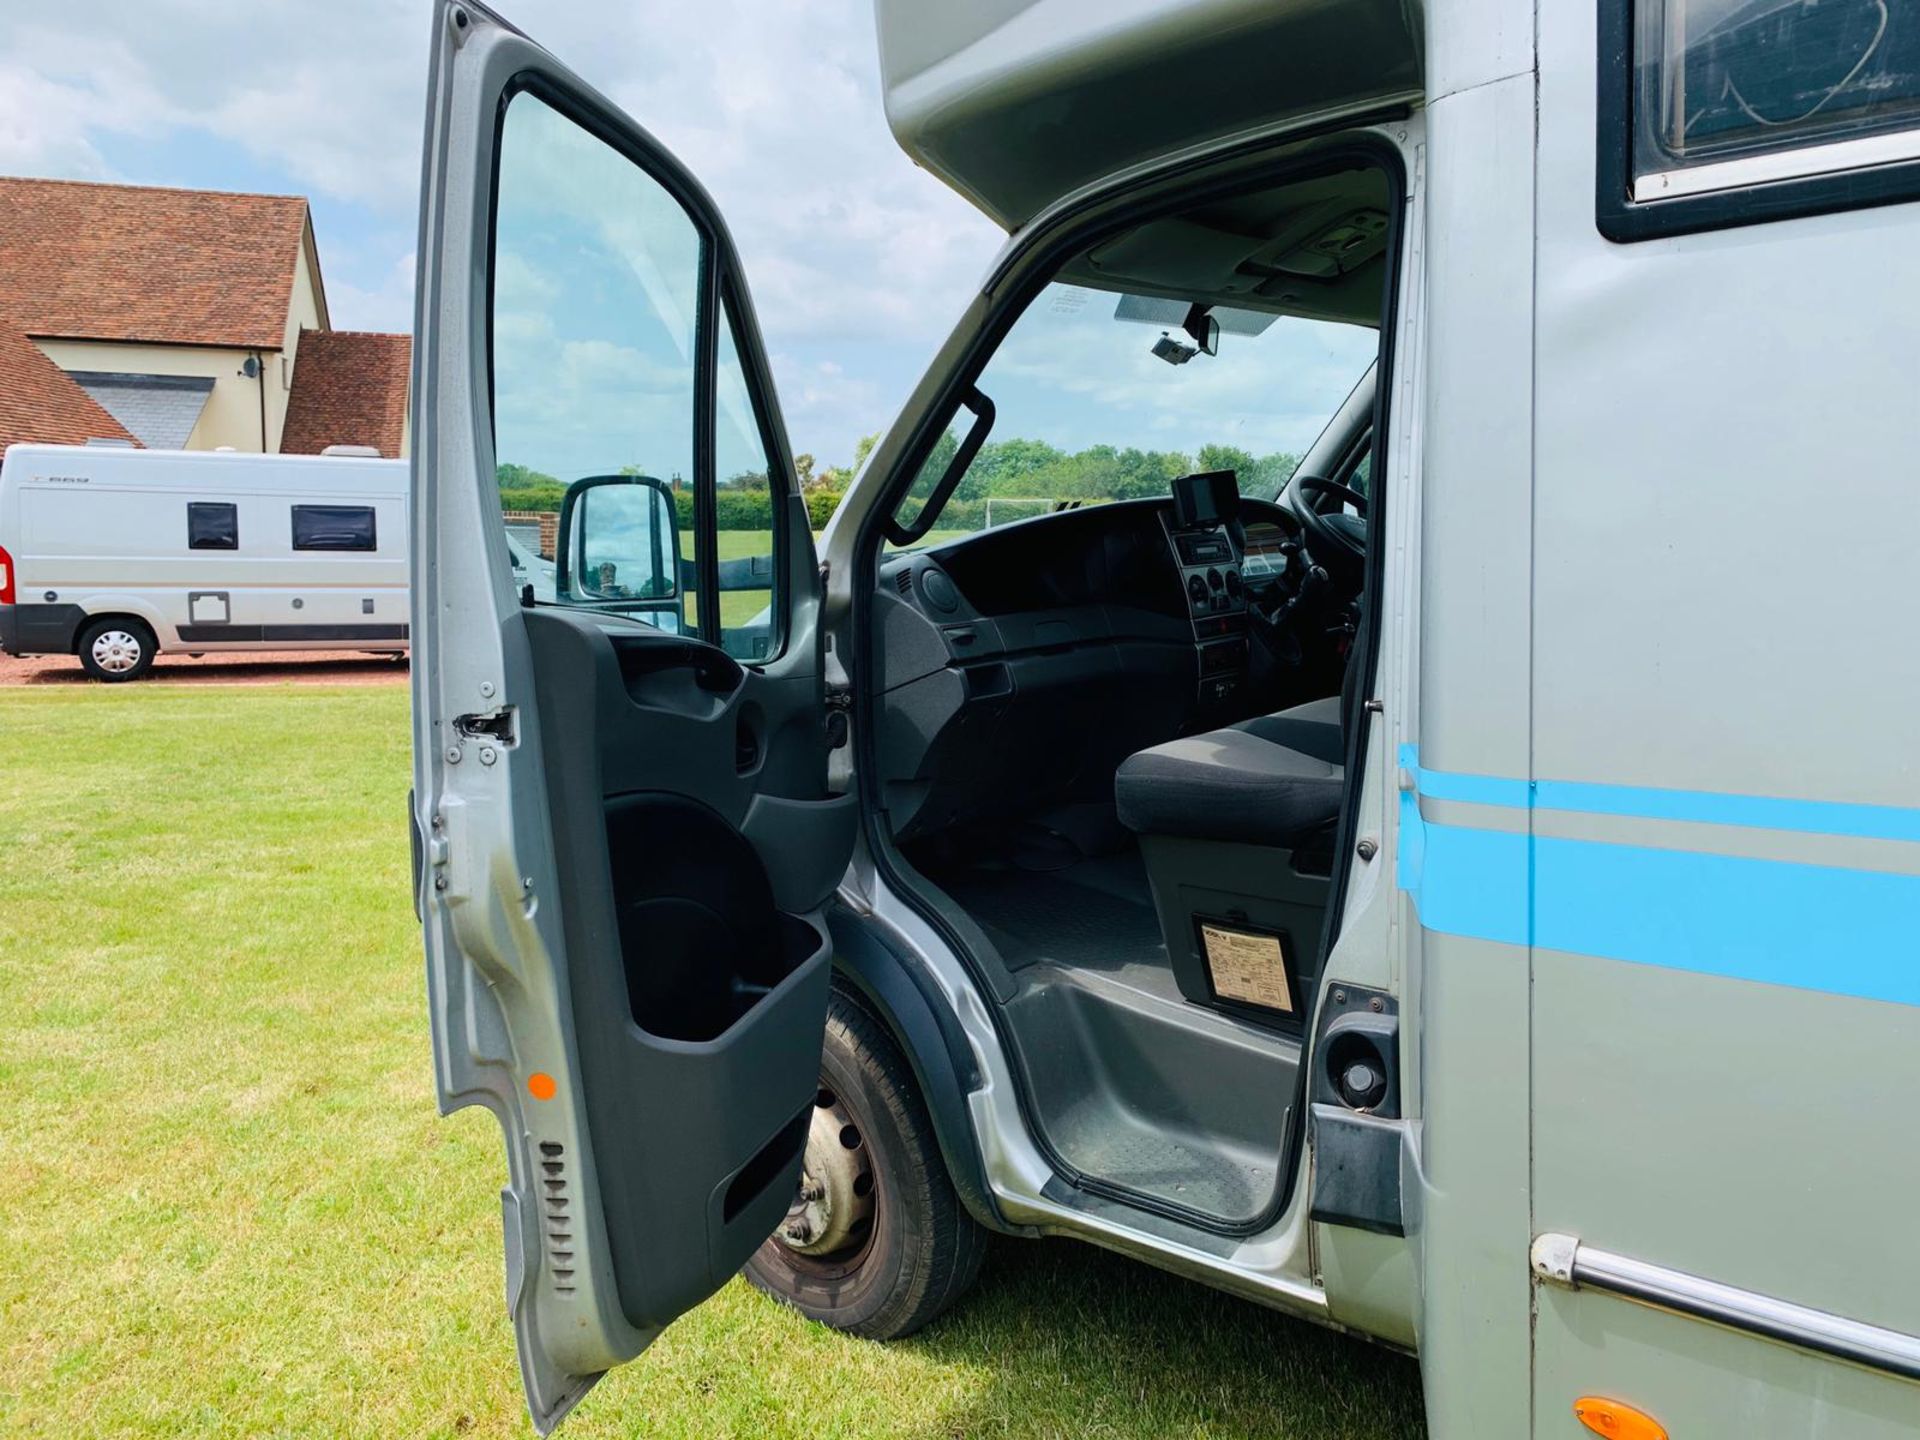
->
xmin=871 ymin=495 xmax=1302 ymax=843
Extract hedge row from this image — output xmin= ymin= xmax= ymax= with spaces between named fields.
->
xmin=499 ymin=482 xmax=842 ymax=532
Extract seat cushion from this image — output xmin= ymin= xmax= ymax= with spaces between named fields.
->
xmin=1233 ymin=694 xmax=1343 ymax=765
xmin=1115 ymin=724 xmax=1343 ymax=849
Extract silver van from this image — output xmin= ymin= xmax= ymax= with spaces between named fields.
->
xmin=411 ymin=2 xmax=1920 ymax=1435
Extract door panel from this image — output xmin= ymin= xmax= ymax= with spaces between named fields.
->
xmin=411 ymin=3 xmax=852 ymax=1430
xmin=522 ymin=608 xmax=852 ymax=1329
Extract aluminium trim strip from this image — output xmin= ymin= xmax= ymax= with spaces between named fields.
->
xmin=1531 ymin=1233 xmax=1920 ymax=1384
xmin=1633 ymin=126 xmax=1920 ymax=204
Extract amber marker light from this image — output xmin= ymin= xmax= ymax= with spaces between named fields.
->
xmin=1573 ymin=1396 xmax=1667 ymax=1440
xmin=527 ymin=1072 xmax=558 ymax=1101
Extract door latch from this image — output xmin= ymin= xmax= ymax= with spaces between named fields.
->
xmin=453 ymin=706 xmax=518 ymax=746
xmin=822 ymin=684 xmax=852 ymax=749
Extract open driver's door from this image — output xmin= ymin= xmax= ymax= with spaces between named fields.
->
xmin=410 ymin=3 xmax=857 ymax=1429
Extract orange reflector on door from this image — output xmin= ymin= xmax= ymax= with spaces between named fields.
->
xmin=1573 ymin=1397 xmax=1667 ymax=1440
xmin=527 ymin=1072 xmax=557 ymax=1101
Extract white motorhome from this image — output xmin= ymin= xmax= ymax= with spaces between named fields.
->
xmin=0 ymin=445 xmax=409 ymax=679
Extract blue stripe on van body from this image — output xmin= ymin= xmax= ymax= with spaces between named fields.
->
xmin=1395 ymin=746 xmax=1920 ymax=1007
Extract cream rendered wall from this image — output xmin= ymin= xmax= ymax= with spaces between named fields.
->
xmin=32 ymin=337 xmax=272 ymax=451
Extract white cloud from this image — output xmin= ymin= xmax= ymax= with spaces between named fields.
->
xmin=0 ymin=1 xmax=1002 ymax=462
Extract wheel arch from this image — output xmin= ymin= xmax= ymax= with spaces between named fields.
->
xmin=826 ymin=905 xmax=1015 ymax=1237
xmin=70 ymin=596 xmax=169 ymax=652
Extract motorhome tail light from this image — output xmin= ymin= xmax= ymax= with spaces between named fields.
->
xmin=1573 ymin=1397 xmax=1667 ymax=1440
xmin=0 ymin=542 xmax=14 ymax=605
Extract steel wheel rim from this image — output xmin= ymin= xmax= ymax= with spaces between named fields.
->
xmin=90 ymin=630 xmax=142 ymax=674
xmin=774 ymin=1084 xmax=878 ymax=1277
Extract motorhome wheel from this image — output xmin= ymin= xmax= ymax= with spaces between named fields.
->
xmin=743 ymin=988 xmax=986 ymax=1338
xmin=78 ymin=618 xmax=156 ymax=682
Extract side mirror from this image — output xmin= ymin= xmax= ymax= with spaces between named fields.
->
xmin=556 ymin=474 xmax=684 ymax=615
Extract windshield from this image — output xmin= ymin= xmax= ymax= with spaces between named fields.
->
xmin=891 ymin=281 xmax=1378 ymax=545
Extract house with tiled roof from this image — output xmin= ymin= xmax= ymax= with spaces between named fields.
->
xmin=0 ymin=176 xmax=409 ymax=458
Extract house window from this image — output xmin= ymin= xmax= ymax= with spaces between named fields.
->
xmin=187 ymin=501 xmax=238 ymax=550
xmin=291 ymin=504 xmax=377 ymax=551
xmin=1600 ymin=0 xmax=1920 ymax=240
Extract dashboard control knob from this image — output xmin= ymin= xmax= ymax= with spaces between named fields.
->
xmin=1223 ymin=568 xmax=1242 ymax=599
xmin=1187 ymin=574 xmax=1209 ymax=607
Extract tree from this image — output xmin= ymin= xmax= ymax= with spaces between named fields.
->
xmin=850 ymin=432 xmax=881 ymax=475
xmin=1197 ymin=443 xmax=1256 ymax=479
xmin=793 ymin=452 xmax=816 ymax=489
xmin=496 ymin=462 xmax=564 ymax=512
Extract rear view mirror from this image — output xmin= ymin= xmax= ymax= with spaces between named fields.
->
xmin=556 ymin=474 xmax=684 ymax=613
xmin=1183 ymin=304 xmax=1220 ymax=357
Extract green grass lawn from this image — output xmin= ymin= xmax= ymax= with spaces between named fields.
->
xmin=0 ymin=685 xmax=1427 ymax=1440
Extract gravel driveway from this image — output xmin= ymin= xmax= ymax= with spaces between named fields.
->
xmin=0 ymin=650 xmax=409 ymax=686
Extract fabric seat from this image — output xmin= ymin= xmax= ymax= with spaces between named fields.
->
xmin=1114 ymin=695 xmax=1344 ymax=849
xmin=1231 ymin=693 xmax=1343 ymax=765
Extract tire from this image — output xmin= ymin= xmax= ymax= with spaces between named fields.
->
xmin=744 ymin=987 xmax=987 ymax=1338
xmin=77 ymin=617 xmax=157 ymax=682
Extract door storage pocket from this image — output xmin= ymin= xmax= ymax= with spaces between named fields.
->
xmin=606 ymin=792 xmax=818 ymax=1042
xmin=577 ymin=793 xmax=832 ymax=1329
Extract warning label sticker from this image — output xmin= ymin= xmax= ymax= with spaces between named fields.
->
xmin=1199 ymin=923 xmax=1294 ymax=1013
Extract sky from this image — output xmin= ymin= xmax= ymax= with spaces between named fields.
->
xmin=0 ymin=0 xmax=1004 ymax=468
xmin=0 ymin=1 xmax=1374 ymax=470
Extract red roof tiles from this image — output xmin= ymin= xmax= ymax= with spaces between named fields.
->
xmin=0 ymin=176 xmax=312 ymax=350
xmin=279 ymin=329 xmax=411 ymax=458
xmin=0 ymin=325 xmax=138 ymax=454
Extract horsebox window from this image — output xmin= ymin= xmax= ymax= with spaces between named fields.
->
xmin=187 ymin=501 xmax=238 ymax=550
xmin=1602 ymin=0 xmax=1920 ymax=239
xmin=291 ymin=504 xmax=377 ymax=552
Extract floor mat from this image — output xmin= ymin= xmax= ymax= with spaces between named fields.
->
xmin=931 ymin=850 xmax=1167 ymax=981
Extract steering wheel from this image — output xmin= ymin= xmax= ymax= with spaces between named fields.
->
xmin=1287 ymin=474 xmax=1369 ymax=565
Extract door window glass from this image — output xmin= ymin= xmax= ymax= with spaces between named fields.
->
xmin=712 ymin=295 xmax=780 ymax=660
xmin=490 ymin=91 xmax=700 ymax=632
xmin=489 ymin=92 xmax=785 ymax=656
xmin=1636 ymin=0 xmax=1920 ymax=175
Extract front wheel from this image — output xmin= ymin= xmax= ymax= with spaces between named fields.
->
xmin=744 ymin=988 xmax=986 ymax=1338
xmin=77 ymin=618 xmax=157 ymax=682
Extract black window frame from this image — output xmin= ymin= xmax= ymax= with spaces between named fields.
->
xmin=1597 ymin=0 xmax=1920 ymax=243
xmin=290 ymin=504 xmax=379 ymax=553
xmin=187 ymin=501 xmax=238 ymax=551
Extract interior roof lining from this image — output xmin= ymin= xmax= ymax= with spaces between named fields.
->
xmin=1053 ymin=167 xmax=1391 ymax=328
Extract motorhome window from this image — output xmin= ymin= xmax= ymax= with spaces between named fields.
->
xmin=1620 ymin=0 xmax=1920 ymax=212
xmin=187 ymin=502 xmax=238 ymax=550
xmin=291 ymin=504 xmax=377 ymax=551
